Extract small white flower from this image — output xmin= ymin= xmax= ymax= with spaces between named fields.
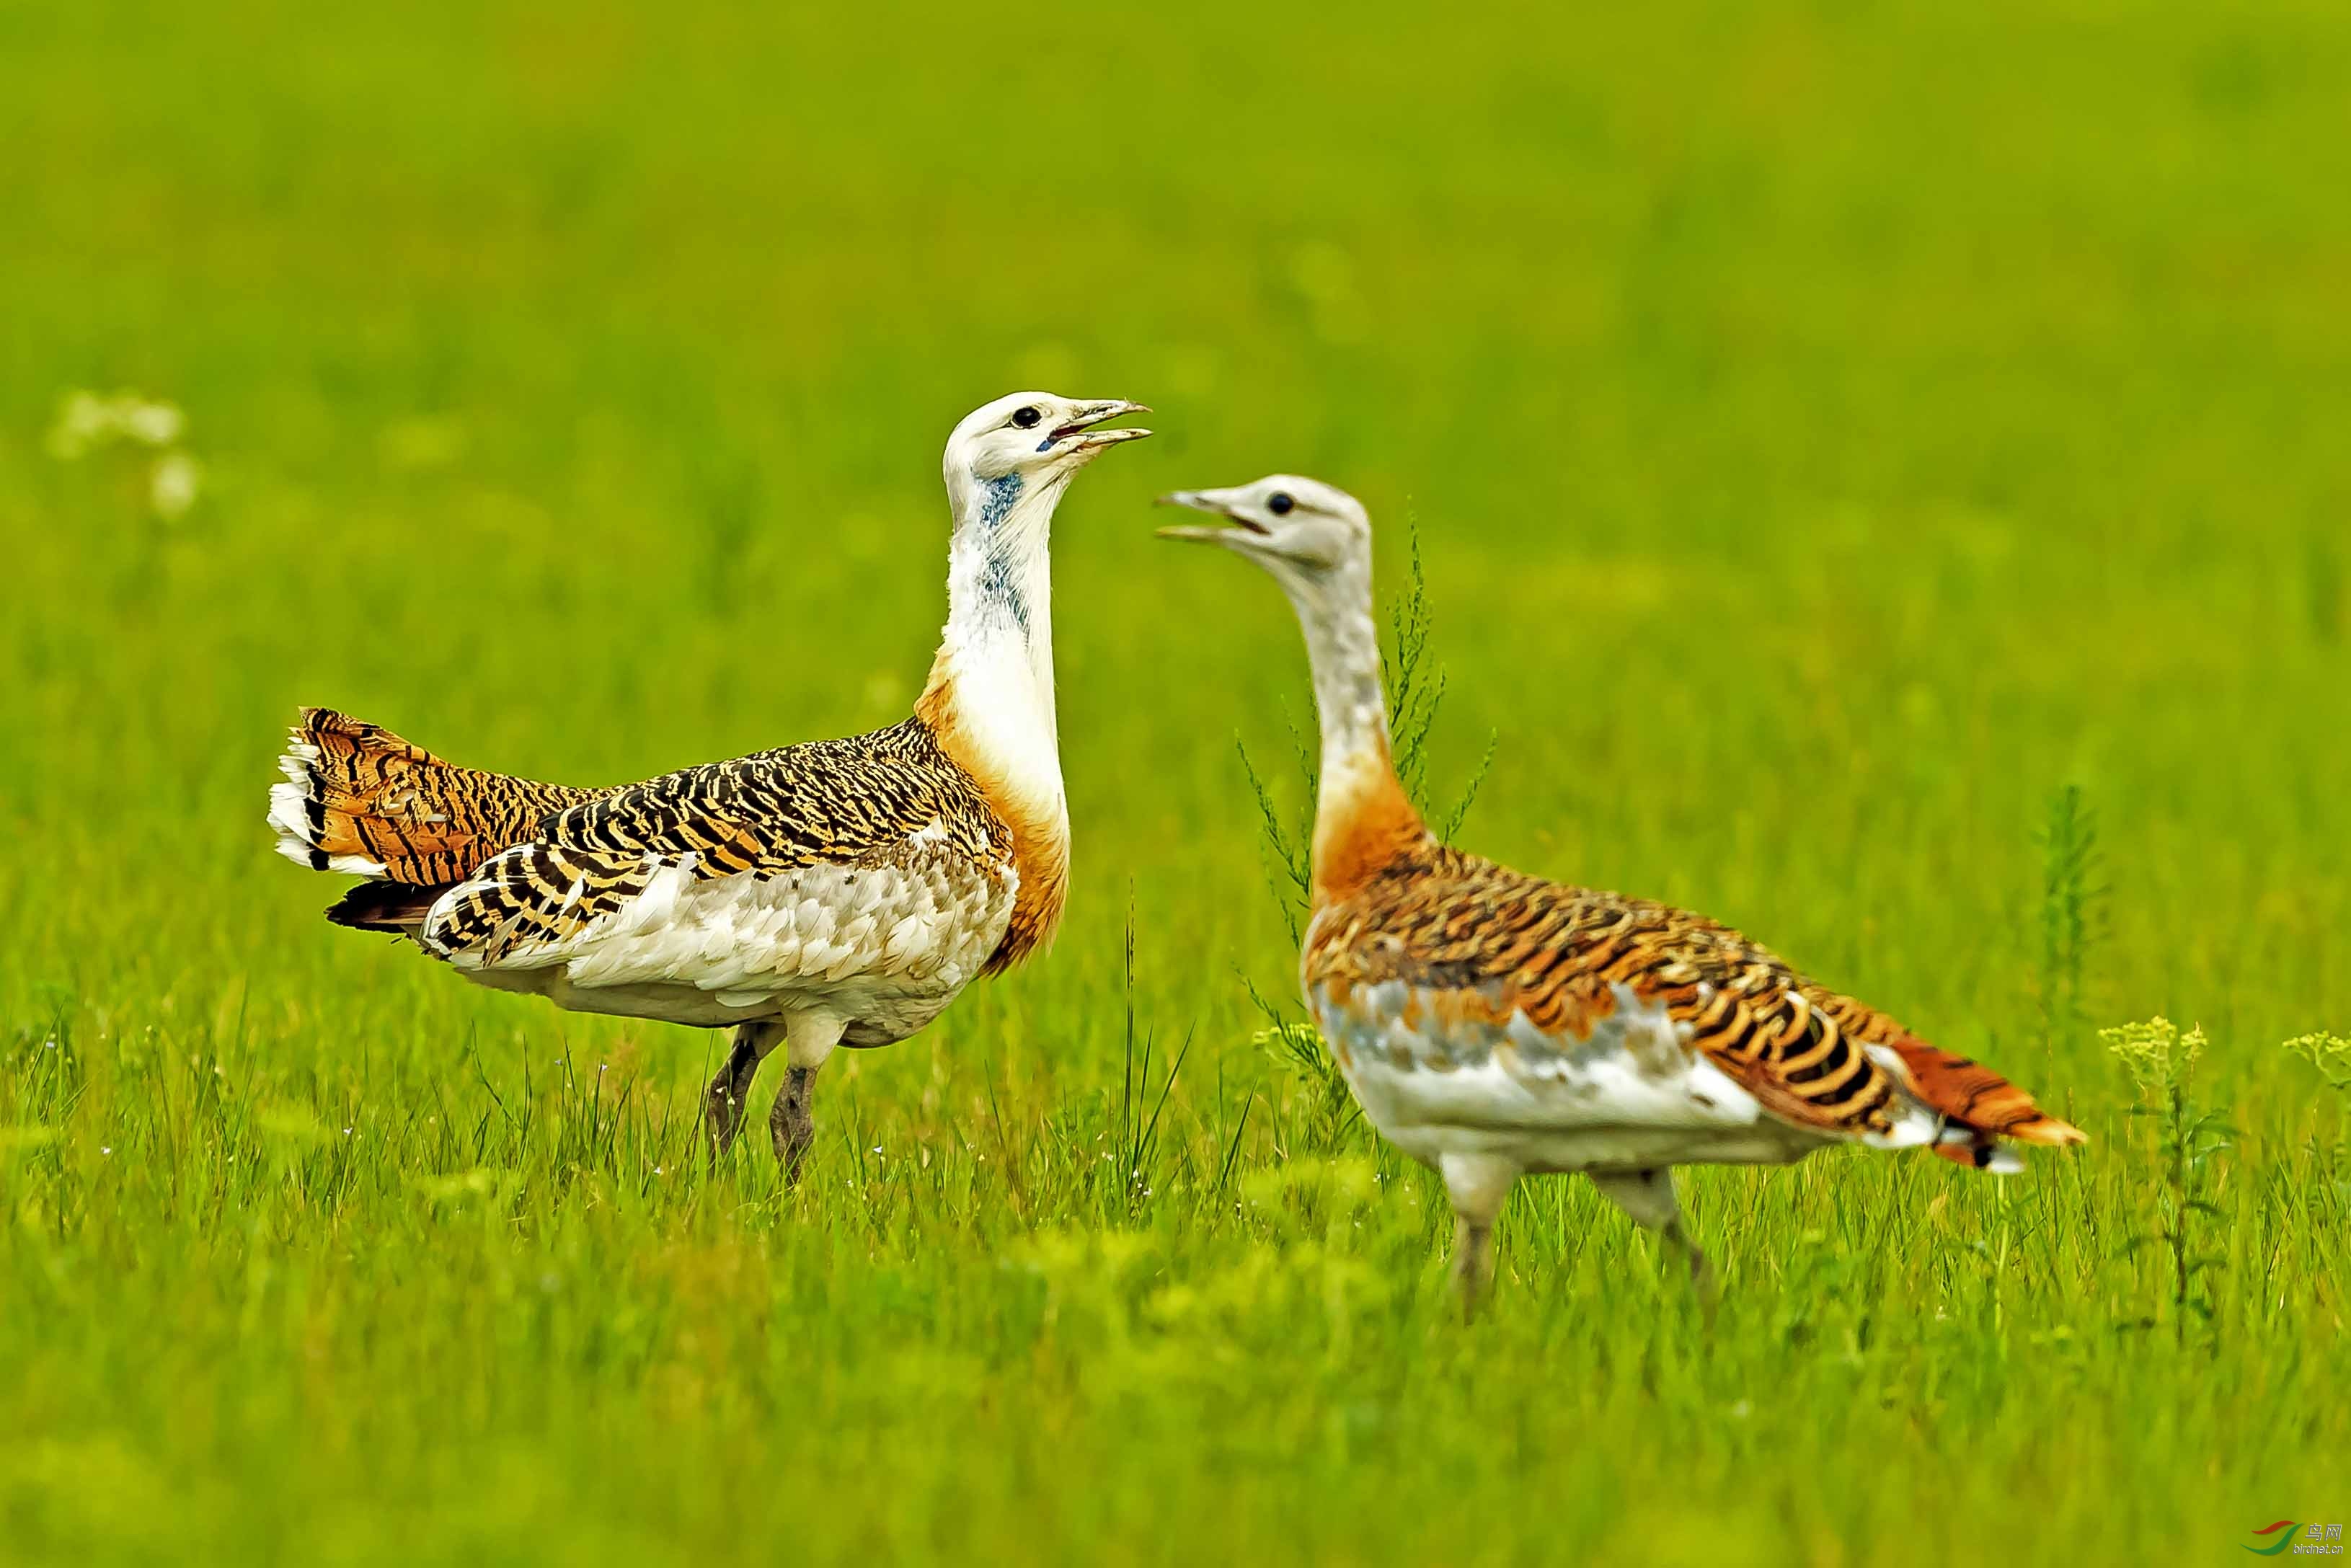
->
xmin=149 ymin=453 xmax=202 ymax=521
xmin=45 ymin=391 xmax=113 ymax=460
xmin=123 ymin=399 xmax=185 ymax=447
xmin=46 ymin=390 xmax=187 ymax=459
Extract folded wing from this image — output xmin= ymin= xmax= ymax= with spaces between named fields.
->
xmin=1309 ymin=846 xmax=2084 ymax=1167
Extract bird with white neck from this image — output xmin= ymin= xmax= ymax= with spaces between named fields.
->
xmin=1161 ymin=474 xmax=2084 ymax=1314
xmin=268 ymin=391 xmax=1148 ymax=1178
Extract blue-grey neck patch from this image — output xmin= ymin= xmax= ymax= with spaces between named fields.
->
xmin=966 ymin=474 xmax=1034 ymax=636
xmin=979 ymin=546 xmax=1030 ymax=635
xmin=978 ymin=473 xmax=1024 ymax=530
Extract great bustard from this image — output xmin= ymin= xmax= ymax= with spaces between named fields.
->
xmin=1160 ymin=476 xmax=2085 ymax=1311
xmin=270 ymin=392 xmax=1148 ymax=1175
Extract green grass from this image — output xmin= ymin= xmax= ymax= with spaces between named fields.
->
xmin=4 ymin=1 xmax=2348 ymax=1562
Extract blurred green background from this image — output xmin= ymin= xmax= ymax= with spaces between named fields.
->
xmin=2 ymin=2 xmax=2346 ymax=1564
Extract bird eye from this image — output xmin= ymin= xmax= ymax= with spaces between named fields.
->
xmin=1011 ymin=407 xmax=1042 ymax=430
xmin=1267 ymin=492 xmax=1295 ymax=516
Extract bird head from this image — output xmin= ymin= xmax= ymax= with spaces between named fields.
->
xmin=943 ymin=391 xmax=1150 ymax=512
xmin=1156 ymin=474 xmax=1371 ymax=601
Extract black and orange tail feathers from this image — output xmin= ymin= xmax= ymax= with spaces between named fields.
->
xmin=267 ymin=707 xmax=593 ymax=894
xmin=324 ymin=880 xmax=455 ymax=932
xmin=1804 ymin=989 xmax=2087 ymax=1171
xmin=1881 ymin=1034 xmax=2085 ymax=1144
xmin=1880 ymin=1033 xmax=2089 ymax=1171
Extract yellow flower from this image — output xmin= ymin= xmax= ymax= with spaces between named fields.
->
xmin=2099 ymin=1016 xmax=2205 ymax=1091
xmin=2283 ymin=1031 xmax=2351 ymax=1090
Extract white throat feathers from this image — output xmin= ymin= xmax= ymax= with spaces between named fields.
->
xmin=1269 ymin=541 xmax=1426 ymax=898
xmin=924 ymin=467 xmax=1070 ymax=828
xmin=1280 ymin=546 xmax=1392 ymax=800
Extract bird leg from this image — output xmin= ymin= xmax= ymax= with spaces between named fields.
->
xmin=771 ymin=1065 xmax=819 ymax=1182
xmin=704 ymin=1020 xmax=784 ymax=1156
xmin=1590 ymin=1167 xmax=1718 ymax=1319
xmin=1666 ymin=1213 xmax=1722 ymax=1320
xmin=769 ymin=1013 xmax=845 ymax=1185
xmin=1439 ymin=1152 xmax=1519 ymax=1322
xmin=1451 ymin=1213 xmax=1495 ymax=1319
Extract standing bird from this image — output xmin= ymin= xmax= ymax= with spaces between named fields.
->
xmin=269 ymin=392 xmax=1148 ymax=1176
xmin=1160 ymin=476 xmax=2084 ymax=1311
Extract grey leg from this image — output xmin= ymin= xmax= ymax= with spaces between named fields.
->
xmin=769 ymin=1013 xmax=845 ymax=1184
xmin=705 ymin=1020 xmax=784 ymax=1156
xmin=771 ymin=1066 xmax=818 ymax=1182
xmin=1451 ymin=1212 xmax=1495 ymax=1314
xmin=1590 ymin=1167 xmax=1719 ymax=1310
xmin=1438 ymin=1151 xmax=1519 ymax=1321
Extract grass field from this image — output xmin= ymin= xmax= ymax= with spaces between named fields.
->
xmin=4 ymin=1 xmax=2349 ymax=1562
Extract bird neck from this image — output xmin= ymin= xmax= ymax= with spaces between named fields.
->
xmin=918 ymin=468 xmax=1069 ymax=862
xmin=1284 ymin=552 xmax=1426 ymax=906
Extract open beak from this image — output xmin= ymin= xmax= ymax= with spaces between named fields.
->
xmin=1043 ymin=399 xmax=1151 ymax=455
xmin=1155 ymin=487 xmax=1269 ymax=546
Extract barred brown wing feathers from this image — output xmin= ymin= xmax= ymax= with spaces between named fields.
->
xmin=1307 ymin=846 xmax=1908 ymax=1138
xmin=422 ymin=842 xmax=662 ymax=963
xmin=415 ymin=718 xmax=1014 ymax=969
xmin=1306 ymin=849 xmax=1632 ymax=1047
xmin=1671 ymin=966 xmax=1900 ymax=1136
xmin=1311 ymin=845 xmax=2084 ymax=1157
xmin=539 ymin=720 xmax=1011 ymax=877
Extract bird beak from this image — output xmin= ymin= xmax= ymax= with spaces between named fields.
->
xmin=1043 ymin=399 xmax=1152 ymax=456
xmin=1154 ymin=487 xmax=1269 ymax=547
